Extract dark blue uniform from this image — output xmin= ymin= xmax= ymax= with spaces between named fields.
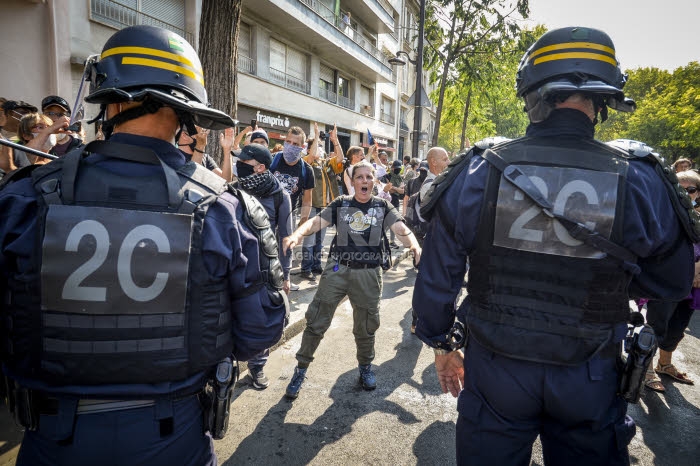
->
xmin=413 ymin=110 xmax=693 ymax=465
xmin=0 ymin=134 xmax=286 ymax=465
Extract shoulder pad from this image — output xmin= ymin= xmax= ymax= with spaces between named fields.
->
xmin=237 ymin=189 xmax=271 ymax=230
xmin=178 ymin=162 xmax=227 ymax=195
xmin=0 ymin=164 xmax=40 ymax=191
xmin=474 ymin=136 xmax=512 ymax=150
xmin=420 ymin=148 xmax=475 ymax=220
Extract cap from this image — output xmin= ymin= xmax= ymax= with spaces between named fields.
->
xmin=250 ymin=128 xmax=269 ymax=145
xmin=239 ymin=143 xmax=273 ymax=168
xmin=2 ymin=100 xmax=38 ymax=114
xmin=418 ymin=161 xmax=429 ymax=171
xmin=391 ymin=160 xmax=402 ymax=168
xmin=41 ymin=95 xmax=71 ymax=114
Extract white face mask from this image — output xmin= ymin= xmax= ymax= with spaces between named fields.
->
xmin=32 ymin=132 xmax=57 ymax=151
xmin=55 ymin=132 xmax=68 ymax=143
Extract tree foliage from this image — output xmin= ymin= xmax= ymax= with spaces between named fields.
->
xmin=432 ymin=25 xmax=544 ymax=153
xmin=597 ymin=62 xmax=700 ymax=162
xmin=424 ymin=0 xmax=530 ymax=146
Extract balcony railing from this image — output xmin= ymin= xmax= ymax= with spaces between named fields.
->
xmin=238 ymin=55 xmax=256 ymax=75
xmin=90 ymin=0 xmax=192 ymax=43
xmin=400 ymin=119 xmax=409 ymax=131
xmin=296 ymin=0 xmax=390 ymax=67
xmin=380 ymin=112 xmax=395 ymax=125
xmin=319 ymin=87 xmax=337 ymax=104
xmin=269 ymin=67 xmax=311 ymax=94
xmin=338 ymin=95 xmax=355 ymax=110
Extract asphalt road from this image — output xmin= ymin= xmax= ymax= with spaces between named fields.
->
xmin=215 ymin=258 xmax=700 ymax=466
xmin=0 ymin=255 xmax=698 ymax=465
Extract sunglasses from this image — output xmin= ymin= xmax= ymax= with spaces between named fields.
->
xmin=44 ymin=111 xmax=70 ymax=119
xmin=686 ymin=186 xmax=698 ymax=194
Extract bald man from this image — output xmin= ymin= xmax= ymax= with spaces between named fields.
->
xmin=420 ymin=147 xmax=449 ymax=200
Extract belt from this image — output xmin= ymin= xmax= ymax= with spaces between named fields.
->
xmin=39 ymin=397 xmax=157 ymax=415
xmin=338 ymin=259 xmax=380 ymax=269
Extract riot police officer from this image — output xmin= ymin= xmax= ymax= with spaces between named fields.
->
xmin=412 ymin=27 xmax=697 ymax=465
xmin=0 ymin=25 xmax=287 ymax=465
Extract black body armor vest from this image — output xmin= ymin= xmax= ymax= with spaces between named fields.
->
xmin=467 ymin=137 xmax=633 ymax=365
xmin=3 ymin=142 xmax=283 ymax=388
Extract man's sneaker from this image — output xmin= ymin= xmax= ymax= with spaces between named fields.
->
xmin=389 ymin=242 xmax=400 ymax=249
xmin=358 ymin=364 xmax=376 ymax=390
xmin=289 ymin=282 xmax=300 ymax=291
xmin=311 ymin=267 xmax=324 ymax=275
xmin=299 ymin=270 xmax=316 ymax=281
xmin=249 ymin=366 xmax=269 ymax=390
xmin=285 ymin=367 xmax=307 ymax=399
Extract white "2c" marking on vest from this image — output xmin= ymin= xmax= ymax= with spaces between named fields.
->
xmin=62 ymin=220 xmax=171 ymax=302
xmin=508 ymin=177 xmax=599 ymax=245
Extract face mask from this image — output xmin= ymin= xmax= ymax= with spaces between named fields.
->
xmin=236 ymin=161 xmax=256 ymax=179
xmin=55 ymin=132 xmax=69 ymax=143
xmin=283 ymin=142 xmax=303 ymax=164
xmin=33 ymin=133 xmax=56 ymax=151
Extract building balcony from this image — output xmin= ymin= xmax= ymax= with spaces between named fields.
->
xmin=238 ymin=55 xmax=256 ymax=75
xmin=248 ymin=0 xmax=392 ymax=83
xmin=380 ymin=112 xmax=395 ymax=125
xmin=269 ymin=67 xmax=311 ymax=94
xmin=319 ymin=87 xmax=337 ymax=104
xmin=360 ymin=104 xmax=374 ymax=117
xmin=89 ymin=0 xmax=193 ymax=43
xmin=342 ymin=0 xmax=395 ymax=34
xmin=338 ymin=95 xmax=355 ymax=110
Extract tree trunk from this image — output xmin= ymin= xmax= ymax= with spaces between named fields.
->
xmin=199 ymin=0 xmax=241 ymax=165
xmin=432 ymin=58 xmax=451 ymax=146
xmin=460 ymin=87 xmax=472 ymax=151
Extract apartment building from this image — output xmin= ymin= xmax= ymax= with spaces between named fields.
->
xmin=0 ymin=0 xmax=435 ymax=159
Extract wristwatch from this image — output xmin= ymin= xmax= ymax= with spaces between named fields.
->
xmin=433 ymin=347 xmax=453 ymax=356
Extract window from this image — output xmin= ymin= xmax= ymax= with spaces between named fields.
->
xmin=269 ymin=38 xmax=309 ymax=93
xmin=360 ymin=86 xmax=373 ymax=116
xmin=319 ymin=64 xmax=336 ymax=102
xmin=380 ymin=96 xmax=395 ymax=124
xmin=90 ymin=0 xmax=190 ymax=42
xmin=337 ymin=76 xmax=354 ymax=110
xmin=237 ymin=22 xmax=255 ymax=74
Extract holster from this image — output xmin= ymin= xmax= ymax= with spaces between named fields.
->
xmin=619 ymin=323 xmax=657 ymax=403
xmin=203 ymin=357 xmax=238 ymax=440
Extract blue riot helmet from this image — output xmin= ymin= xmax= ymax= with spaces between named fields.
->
xmin=516 ymin=27 xmax=636 ymax=123
xmin=85 ymin=25 xmax=233 ymax=131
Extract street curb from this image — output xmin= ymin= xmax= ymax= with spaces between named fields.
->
xmin=240 ymin=247 xmax=413 ymax=375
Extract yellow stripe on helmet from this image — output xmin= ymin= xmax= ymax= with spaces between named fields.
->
xmin=533 ymin=52 xmax=618 ymax=67
xmin=528 ymin=42 xmax=615 ymax=60
xmin=121 ymin=57 xmax=205 ymax=85
xmin=102 ymin=46 xmax=203 ymax=74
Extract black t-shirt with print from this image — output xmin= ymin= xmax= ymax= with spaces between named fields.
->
xmin=272 ymin=154 xmax=315 ymax=210
xmin=321 ymin=195 xmax=404 ymax=265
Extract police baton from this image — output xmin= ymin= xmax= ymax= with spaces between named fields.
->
xmin=0 ymin=137 xmax=58 ymax=161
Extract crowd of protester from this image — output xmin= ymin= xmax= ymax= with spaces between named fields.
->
xmin=2 ymin=92 xmax=696 ymax=398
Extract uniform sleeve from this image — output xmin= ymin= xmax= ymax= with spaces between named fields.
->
xmin=202 ymin=193 xmax=286 ymax=361
xmin=623 ymin=160 xmax=694 ymax=300
xmin=412 ymin=157 xmax=488 ymax=347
